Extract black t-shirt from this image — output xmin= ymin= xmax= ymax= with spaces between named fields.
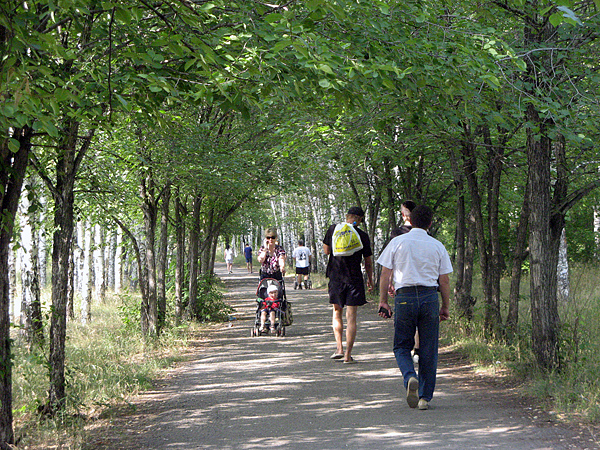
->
xmin=323 ymin=223 xmax=372 ymax=283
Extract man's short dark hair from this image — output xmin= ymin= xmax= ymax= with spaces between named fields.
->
xmin=298 ymin=239 xmax=304 ymax=246
xmin=347 ymin=206 xmax=365 ymax=217
xmin=411 ymin=205 xmax=434 ymax=229
xmin=402 ymin=200 xmax=416 ymax=211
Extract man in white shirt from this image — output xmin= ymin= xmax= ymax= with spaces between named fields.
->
xmin=377 ymin=205 xmax=452 ymax=411
xmin=292 ymin=240 xmax=311 ymax=289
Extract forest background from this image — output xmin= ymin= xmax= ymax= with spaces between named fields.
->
xmin=2 ymin=0 xmax=600 ymax=448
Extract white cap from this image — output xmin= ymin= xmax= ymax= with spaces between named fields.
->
xmin=267 ymin=284 xmax=278 ymax=293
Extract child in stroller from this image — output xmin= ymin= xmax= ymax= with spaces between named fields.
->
xmin=251 ymin=278 xmax=289 ymax=337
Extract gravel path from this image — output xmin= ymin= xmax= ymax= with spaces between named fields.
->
xmin=85 ymin=263 xmax=599 ymax=450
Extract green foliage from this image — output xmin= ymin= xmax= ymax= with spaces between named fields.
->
xmin=190 ymin=275 xmax=233 ymax=323
xmin=116 ymin=291 xmax=141 ymax=331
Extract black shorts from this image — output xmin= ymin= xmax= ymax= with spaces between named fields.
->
xmin=328 ymin=279 xmax=367 ymax=307
xmin=295 ymin=267 xmax=309 ymax=275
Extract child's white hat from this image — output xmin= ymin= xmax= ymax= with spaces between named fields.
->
xmin=267 ymin=284 xmax=278 ymax=293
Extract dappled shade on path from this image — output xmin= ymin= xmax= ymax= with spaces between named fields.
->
xmin=84 ymin=263 xmax=598 ymax=450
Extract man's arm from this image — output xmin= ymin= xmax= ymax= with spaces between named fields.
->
xmin=378 ymin=266 xmax=393 ymax=318
xmin=323 ymin=243 xmax=331 ymax=255
xmin=438 ymin=273 xmax=451 ymax=321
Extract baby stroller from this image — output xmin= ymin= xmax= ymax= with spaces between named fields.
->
xmin=250 ymin=277 xmax=292 ymax=337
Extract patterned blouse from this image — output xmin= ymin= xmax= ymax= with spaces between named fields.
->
xmin=259 ymin=244 xmax=286 ymax=275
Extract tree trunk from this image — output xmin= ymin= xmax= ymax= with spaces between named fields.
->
xmin=157 ymin=184 xmax=171 ymax=333
xmin=18 ymin=179 xmax=43 ymax=347
xmin=94 ymin=224 xmax=106 ymax=304
xmin=526 ymin=104 xmax=560 ymax=370
xmin=67 ymin=241 xmax=75 ymax=321
xmin=556 ymin=228 xmax=569 ymax=304
xmin=141 ymin=176 xmax=158 ymax=336
xmin=108 ymin=229 xmax=116 ymax=291
xmin=115 ymin=228 xmax=123 ymax=293
xmin=448 ymin=146 xmax=474 ymax=319
xmin=0 ymin=126 xmax=31 ymax=445
xmin=47 ymin=123 xmax=94 ymax=412
xmin=460 ymin=127 xmax=501 ymax=336
xmin=186 ymin=194 xmax=202 ymax=319
xmin=81 ymin=221 xmax=92 ymax=324
xmin=174 ymin=192 xmax=187 ymax=323
xmin=456 ymin=207 xmax=477 ymax=322
xmin=38 ymin=200 xmax=49 ymax=289
xmin=113 ymin=218 xmax=147 ymax=310
xmin=507 ymin=181 xmax=530 ymax=333
xmin=484 ymin=126 xmax=505 ymax=334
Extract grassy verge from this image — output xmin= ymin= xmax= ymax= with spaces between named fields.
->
xmin=442 ymin=263 xmax=600 ymax=424
xmin=12 ymin=288 xmax=228 ymax=449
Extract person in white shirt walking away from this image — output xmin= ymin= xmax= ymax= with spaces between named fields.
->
xmin=292 ymin=239 xmax=312 ymax=289
xmin=377 ymin=205 xmax=452 ymax=410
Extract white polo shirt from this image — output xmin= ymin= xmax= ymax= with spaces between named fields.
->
xmin=377 ymin=228 xmax=453 ymax=290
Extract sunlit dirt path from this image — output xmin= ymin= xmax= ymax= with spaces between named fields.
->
xmin=84 ymin=262 xmax=599 ymax=449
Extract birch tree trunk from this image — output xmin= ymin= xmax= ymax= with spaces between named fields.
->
xmin=8 ymin=246 xmax=16 ymax=325
xmin=38 ymin=201 xmax=48 ymax=288
xmin=94 ymin=224 xmax=106 ymax=304
xmin=115 ymin=228 xmax=122 ymax=294
xmin=81 ymin=221 xmax=92 ymax=324
xmin=556 ymin=227 xmax=570 ymax=305
xmin=18 ymin=187 xmax=43 ymax=347
xmin=108 ymin=229 xmax=116 ymax=291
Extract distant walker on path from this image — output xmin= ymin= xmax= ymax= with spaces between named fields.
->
xmin=292 ymin=239 xmax=311 ymax=289
xmin=244 ymin=242 xmax=253 ymax=273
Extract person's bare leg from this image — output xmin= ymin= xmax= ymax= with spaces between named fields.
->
xmin=260 ymin=310 xmax=267 ymax=330
xmin=270 ymin=310 xmax=276 ymax=331
xmin=332 ymin=305 xmax=344 ymax=355
xmin=345 ymin=306 xmax=358 ymax=362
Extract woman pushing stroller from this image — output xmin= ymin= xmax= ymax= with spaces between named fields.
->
xmin=257 ymin=228 xmax=286 ymax=281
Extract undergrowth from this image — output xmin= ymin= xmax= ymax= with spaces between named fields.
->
xmin=12 ymin=279 xmax=232 ymax=449
xmin=444 ymin=263 xmax=600 ymax=424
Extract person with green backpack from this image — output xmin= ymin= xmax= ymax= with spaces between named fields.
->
xmin=323 ymin=206 xmax=374 ymax=364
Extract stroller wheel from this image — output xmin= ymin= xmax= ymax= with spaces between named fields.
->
xmin=281 ymin=327 xmax=286 ymax=337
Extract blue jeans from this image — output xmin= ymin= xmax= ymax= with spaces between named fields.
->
xmin=393 ymin=288 xmax=439 ymax=402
